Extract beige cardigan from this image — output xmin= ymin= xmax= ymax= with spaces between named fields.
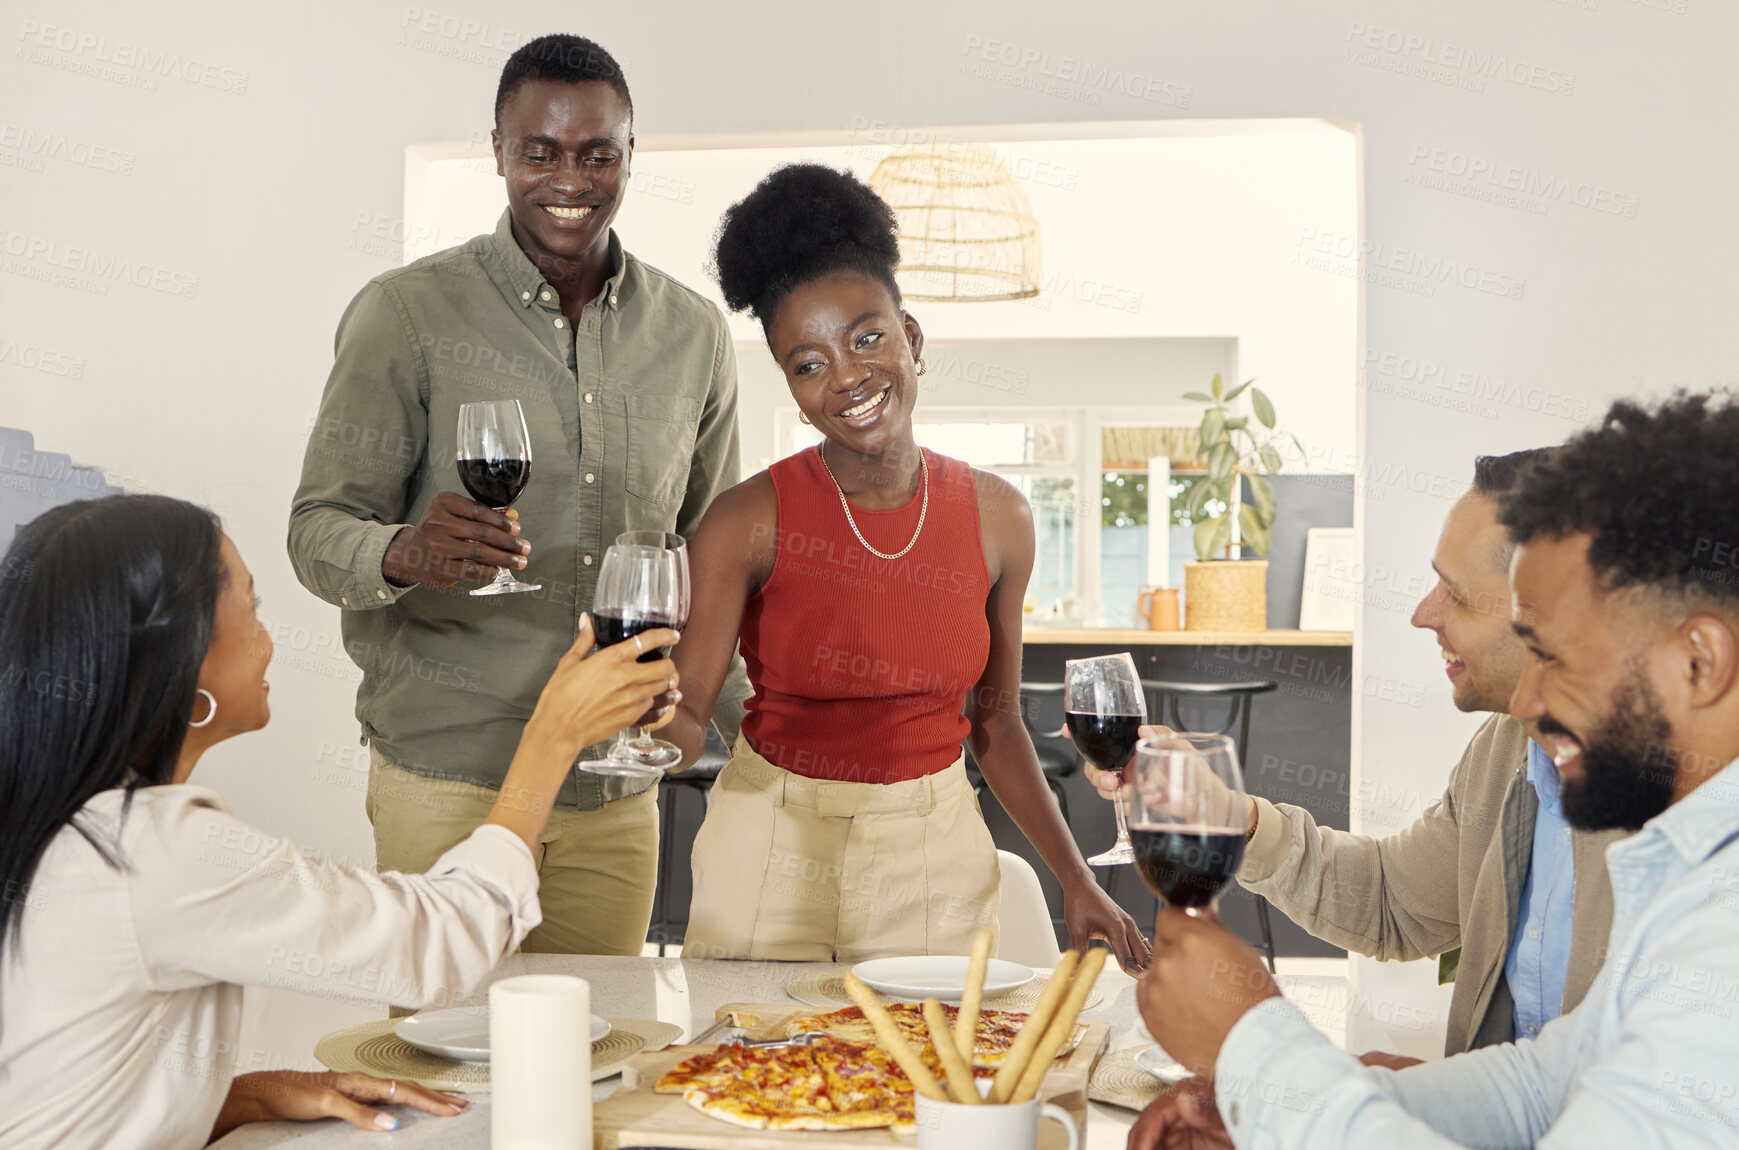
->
xmin=1240 ymin=713 xmax=1627 ymax=1055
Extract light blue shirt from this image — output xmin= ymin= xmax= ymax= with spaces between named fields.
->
xmin=1214 ymin=757 xmax=1739 ymax=1148
xmin=1504 ymin=740 xmax=1576 ymax=1039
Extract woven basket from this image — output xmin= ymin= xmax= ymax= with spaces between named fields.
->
xmin=1183 ymin=561 xmax=1268 ymax=632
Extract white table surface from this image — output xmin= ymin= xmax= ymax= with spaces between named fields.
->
xmin=211 ymin=954 xmax=1347 ymax=1150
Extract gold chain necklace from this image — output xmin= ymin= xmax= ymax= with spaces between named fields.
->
xmin=817 ymin=443 xmax=929 ymax=561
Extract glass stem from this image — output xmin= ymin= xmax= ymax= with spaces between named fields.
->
xmin=620 ymin=726 xmax=651 ymax=751
xmin=1112 ymin=789 xmax=1132 ymax=846
xmin=491 ymin=566 xmax=515 ymax=588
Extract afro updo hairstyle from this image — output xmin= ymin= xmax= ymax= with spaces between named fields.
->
xmin=712 ymin=164 xmax=903 ymax=334
xmin=1501 ymin=391 xmax=1739 ymax=611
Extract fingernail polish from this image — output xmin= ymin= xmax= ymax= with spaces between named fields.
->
xmin=671 ymin=690 xmax=684 ymax=702
xmin=519 ymin=541 xmax=530 ymax=554
xmin=375 ymin=1114 xmax=398 ymax=1130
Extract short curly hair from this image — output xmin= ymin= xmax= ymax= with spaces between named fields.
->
xmin=495 ymin=35 xmax=631 ymax=128
xmin=1472 ymin=447 xmax=1553 ymax=499
xmin=712 ymin=164 xmax=902 ymax=331
xmin=1501 ymin=391 xmax=1739 ymax=607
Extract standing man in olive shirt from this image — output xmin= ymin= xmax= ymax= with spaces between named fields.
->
xmin=289 ymin=34 xmax=747 ymax=957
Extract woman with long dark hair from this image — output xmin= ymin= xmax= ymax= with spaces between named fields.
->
xmin=665 ymin=165 xmax=1147 ymax=969
xmin=0 ymin=495 xmax=679 ymax=1148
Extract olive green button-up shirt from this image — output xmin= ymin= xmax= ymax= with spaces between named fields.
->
xmin=289 ymin=210 xmax=743 ymax=809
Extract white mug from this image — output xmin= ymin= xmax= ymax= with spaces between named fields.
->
xmin=915 ymin=1090 xmax=1080 ymax=1150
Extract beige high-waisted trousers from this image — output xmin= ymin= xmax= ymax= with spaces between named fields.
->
xmin=684 ymin=735 xmax=1001 ymax=962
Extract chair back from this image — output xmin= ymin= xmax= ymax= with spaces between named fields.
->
xmin=993 ymin=850 xmax=1063 ymax=966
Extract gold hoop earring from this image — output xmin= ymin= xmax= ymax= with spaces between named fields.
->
xmin=915 ymin=357 xmax=927 ymax=376
xmin=798 ymin=411 xmax=812 ymax=425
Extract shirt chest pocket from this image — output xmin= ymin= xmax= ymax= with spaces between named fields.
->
xmin=624 ymin=393 xmax=701 ymax=506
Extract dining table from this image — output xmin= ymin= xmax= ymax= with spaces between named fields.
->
xmin=211 ymin=953 xmax=1350 ymax=1149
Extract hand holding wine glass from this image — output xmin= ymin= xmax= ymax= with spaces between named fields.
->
xmin=381 ymin=492 xmax=530 ymax=590
xmin=1135 ymin=904 xmax=1280 ymax=1079
xmin=487 ymin=615 xmax=680 ymax=853
xmin=455 ymin=399 xmax=541 ymax=596
xmin=1130 ymin=736 xmax=1274 ymax=1079
xmin=1064 ymin=653 xmax=1148 ymax=867
xmin=580 ymin=532 xmax=690 ymax=776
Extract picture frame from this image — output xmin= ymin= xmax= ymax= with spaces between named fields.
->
xmin=1299 ymin=527 xmax=1357 ymax=632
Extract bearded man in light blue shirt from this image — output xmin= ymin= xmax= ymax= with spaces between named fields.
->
xmin=1136 ymin=391 xmax=1739 ymax=1149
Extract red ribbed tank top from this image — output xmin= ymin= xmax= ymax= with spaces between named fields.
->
xmin=739 ymin=446 xmax=992 ymax=784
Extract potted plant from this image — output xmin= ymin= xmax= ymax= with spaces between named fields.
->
xmin=1179 ymin=373 xmax=1299 ymax=632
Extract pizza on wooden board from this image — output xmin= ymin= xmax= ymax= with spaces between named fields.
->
xmin=654 ymin=1037 xmax=917 ymax=1133
xmin=785 ymin=1003 xmax=1052 ymax=1072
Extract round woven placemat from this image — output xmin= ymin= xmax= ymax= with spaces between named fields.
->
xmin=785 ymin=968 xmax=1105 ymax=1013
xmin=1087 ymin=1047 xmax=1182 ymax=1112
xmin=313 ymin=1016 xmax=682 ymax=1093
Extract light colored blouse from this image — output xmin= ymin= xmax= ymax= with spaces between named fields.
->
xmin=0 ymin=784 xmax=539 ymax=1150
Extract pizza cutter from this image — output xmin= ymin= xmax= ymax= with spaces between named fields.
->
xmin=687 ymin=1011 xmax=824 ymax=1049
xmin=729 ymin=1032 xmax=826 ymax=1050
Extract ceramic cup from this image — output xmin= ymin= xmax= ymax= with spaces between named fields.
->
xmin=490 ymin=975 xmax=592 ymax=1147
xmin=915 ymin=1087 xmax=1079 ymax=1150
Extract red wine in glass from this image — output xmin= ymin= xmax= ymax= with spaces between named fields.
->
xmin=456 ymin=399 xmax=540 ymax=597
xmin=1126 ymin=732 xmax=1250 ymax=916
xmin=456 ymin=458 xmax=532 ymax=509
xmin=1131 ymin=827 xmax=1246 ymax=908
xmin=1065 ymin=712 xmax=1144 ymax=778
xmin=1064 ymin=653 xmax=1148 ymax=867
xmin=581 ymin=535 xmax=687 ymax=776
xmin=593 ymin=610 xmax=676 ymax=663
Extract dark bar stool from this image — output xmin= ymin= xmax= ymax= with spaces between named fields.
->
xmin=962 ymin=681 xmax=1078 ymax=823
xmin=1140 ymin=678 xmax=1281 ymax=973
xmin=646 ymin=725 xmax=731 ymax=954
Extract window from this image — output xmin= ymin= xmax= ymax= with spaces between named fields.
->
xmin=774 ymin=405 xmax=1203 ymax=627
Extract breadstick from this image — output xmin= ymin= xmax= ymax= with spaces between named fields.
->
xmin=987 ymin=950 xmax=1078 ymax=1103
xmin=1009 ymin=946 xmax=1107 ymax=1104
xmin=842 ymin=974 xmax=949 ymax=1102
xmin=923 ymin=998 xmax=982 ymax=1104
xmin=953 ymin=930 xmax=994 ymax=1066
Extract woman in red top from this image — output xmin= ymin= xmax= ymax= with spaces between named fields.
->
xmin=668 ymin=165 xmax=1145 ymax=970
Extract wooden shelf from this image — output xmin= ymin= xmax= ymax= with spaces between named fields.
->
xmin=1021 ymin=627 xmax=1353 ymax=647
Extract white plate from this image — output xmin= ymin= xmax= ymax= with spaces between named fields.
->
xmin=1134 ymin=1045 xmax=1190 ymax=1085
xmin=393 ymin=1007 xmax=611 ymax=1063
xmin=850 ymin=956 xmax=1035 ymax=1003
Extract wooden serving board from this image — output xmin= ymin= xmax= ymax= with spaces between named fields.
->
xmin=593 ymin=1003 xmax=1106 ymax=1149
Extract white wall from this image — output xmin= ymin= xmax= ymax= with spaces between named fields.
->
xmin=5 ymin=0 xmax=1731 ymax=1059
xmin=409 ymin=128 xmax=1359 ymax=470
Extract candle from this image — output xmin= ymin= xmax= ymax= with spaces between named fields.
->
xmin=490 ymin=974 xmax=593 ymax=1147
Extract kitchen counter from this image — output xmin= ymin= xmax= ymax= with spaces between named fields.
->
xmin=1023 ymin=628 xmax=1352 ymax=647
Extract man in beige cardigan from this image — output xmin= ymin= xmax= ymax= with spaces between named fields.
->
xmin=1097 ymin=450 xmax=1626 ymax=1057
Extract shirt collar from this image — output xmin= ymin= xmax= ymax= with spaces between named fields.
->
xmin=486 ymin=208 xmax=631 ymax=312
xmin=1526 ymin=740 xmax=1563 ymax=814
xmin=1610 ymin=755 xmax=1739 ymax=872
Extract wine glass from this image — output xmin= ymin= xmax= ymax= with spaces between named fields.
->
xmin=581 ymin=533 xmax=688 ymax=775
xmin=1064 ymin=653 xmax=1147 ymax=867
xmin=456 ymin=399 xmax=541 ymax=597
xmin=619 ymin=529 xmax=691 ymax=632
xmin=1126 ymin=733 xmax=1248 ymax=916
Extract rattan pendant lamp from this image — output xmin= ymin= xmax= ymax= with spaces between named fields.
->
xmin=867 ymin=142 xmax=1041 ymax=302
